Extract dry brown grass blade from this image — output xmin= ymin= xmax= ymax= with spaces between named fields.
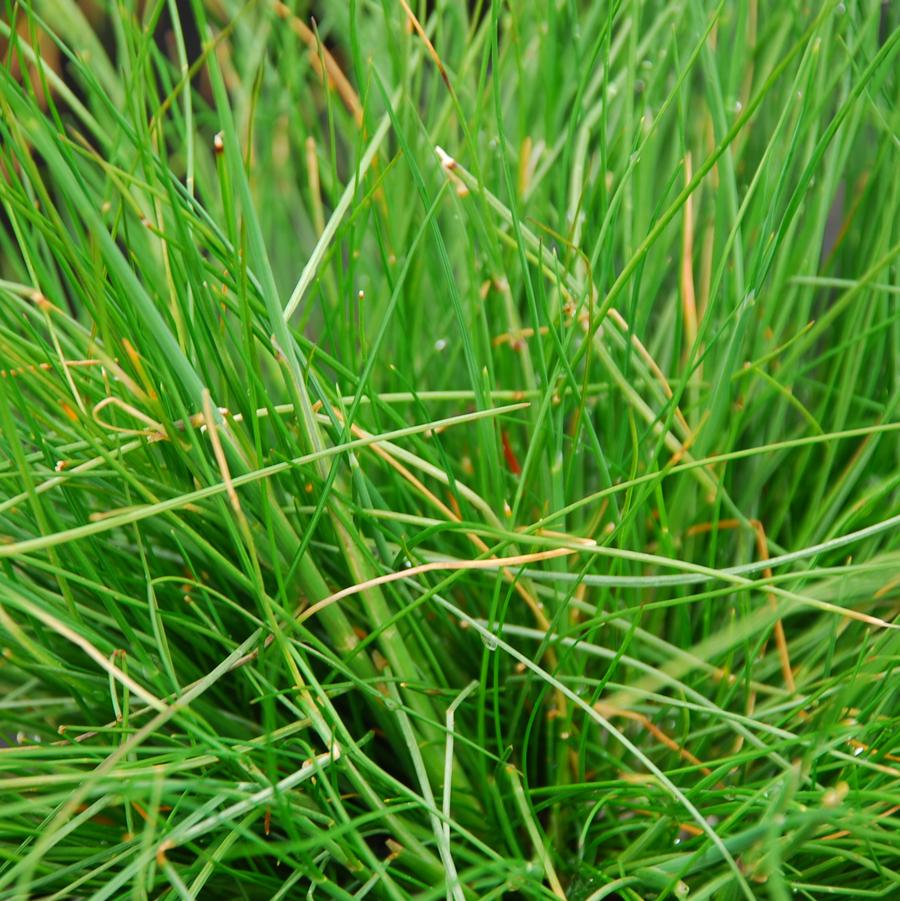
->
xmin=595 ymin=701 xmax=714 ymax=777
xmin=398 ymin=0 xmax=451 ymax=90
xmin=681 ymin=151 xmax=698 ymax=356
xmin=687 ymin=516 xmax=795 ymax=694
xmin=271 ymin=1 xmax=363 ymax=124
xmin=298 ymin=547 xmax=578 ymax=626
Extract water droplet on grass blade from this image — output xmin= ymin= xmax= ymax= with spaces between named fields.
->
xmin=481 ymin=632 xmax=498 ymax=651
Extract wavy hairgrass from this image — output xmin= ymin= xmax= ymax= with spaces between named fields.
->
xmin=0 ymin=0 xmax=898 ymax=898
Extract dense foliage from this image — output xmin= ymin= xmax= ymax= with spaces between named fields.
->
xmin=0 ymin=1 xmax=898 ymax=898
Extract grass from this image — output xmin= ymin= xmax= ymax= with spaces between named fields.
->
xmin=0 ymin=0 xmax=897 ymax=897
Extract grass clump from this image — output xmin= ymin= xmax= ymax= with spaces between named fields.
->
xmin=0 ymin=0 xmax=898 ymax=898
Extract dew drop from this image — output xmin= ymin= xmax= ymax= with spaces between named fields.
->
xmin=481 ymin=632 xmax=498 ymax=652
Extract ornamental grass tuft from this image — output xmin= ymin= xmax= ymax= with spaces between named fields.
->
xmin=0 ymin=1 xmax=898 ymax=898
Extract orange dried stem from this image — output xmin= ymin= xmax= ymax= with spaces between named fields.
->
xmin=596 ymin=701 xmax=713 ymax=777
xmin=680 ymin=151 xmax=698 ymax=355
xmin=687 ymin=517 xmax=795 ymax=694
xmin=272 ymin=2 xmax=363 ymax=124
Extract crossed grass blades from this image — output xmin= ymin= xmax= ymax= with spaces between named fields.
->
xmin=0 ymin=1 xmax=898 ymax=899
